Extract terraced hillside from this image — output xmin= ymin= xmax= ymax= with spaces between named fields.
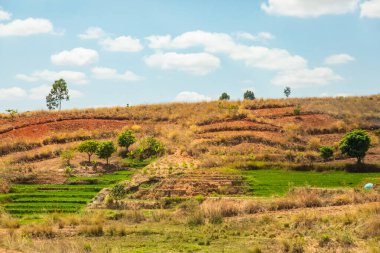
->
xmin=0 ymin=96 xmax=379 ymax=201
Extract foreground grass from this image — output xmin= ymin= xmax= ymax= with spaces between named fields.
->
xmin=1 ymin=200 xmax=379 ymax=253
xmin=244 ymin=169 xmax=380 ymax=196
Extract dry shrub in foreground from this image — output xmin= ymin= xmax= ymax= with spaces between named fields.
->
xmin=21 ymin=224 xmax=55 ymax=239
xmin=199 ymin=188 xmax=380 ymax=218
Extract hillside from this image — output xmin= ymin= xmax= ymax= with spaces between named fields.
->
xmin=1 ymin=95 xmax=380 ymax=252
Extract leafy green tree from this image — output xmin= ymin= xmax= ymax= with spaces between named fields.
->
xmin=284 ymin=86 xmax=291 ymax=98
xmin=219 ymin=92 xmax=230 ymax=100
xmin=339 ymin=129 xmax=371 ymax=164
xmin=96 ymin=141 xmax=116 ymax=165
xmin=78 ymin=140 xmax=99 ymax=162
xmin=118 ymin=130 xmax=136 ymax=151
xmin=319 ymin=146 xmax=334 ymax=161
xmin=46 ymin=79 xmax=69 ymax=110
xmin=243 ymin=90 xmax=255 ymax=100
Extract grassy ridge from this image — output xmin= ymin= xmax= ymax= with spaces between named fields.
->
xmin=244 ymin=169 xmax=380 ymax=196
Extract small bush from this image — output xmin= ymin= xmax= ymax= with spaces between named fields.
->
xmin=61 ymin=148 xmax=75 ymax=166
xmin=293 ymin=104 xmax=302 ymax=115
xmin=209 ymin=211 xmax=223 ymax=224
xmin=125 ymin=210 xmax=145 ymax=223
xmin=187 ymin=211 xmax=205 ymax=226
xmin=319 ymin=146 xmax=334 ymax=161
xmin=374 ymin=129 xmax=380 ymax=136
xmin=131 ymin=137 xmax=165 ymax=160
xmin=0 ymin=179 xmax=10 ymax=194
xmin=319 ymin=234 xmax=331 ymax=247
xmin=79 ymin=225 xmax=104 ymax=237
xmin=21 ymin=224 xmax=55 ymax=238
xmin=111 ymin=184 xmax=126 ymax=199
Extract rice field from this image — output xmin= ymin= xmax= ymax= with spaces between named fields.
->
xmin=244 ymin=169 xmax=380 ymax=196
xmin=0 ymin=170 xmax=134 ymax=216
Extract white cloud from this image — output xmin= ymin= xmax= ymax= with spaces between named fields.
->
xmin=0 ymin=18 xmax=53 ymax=36
xmin=235 ymin=32 xmax=275 ymax=41
xmin=0 ymin=8 xmax=11 ymax=21
xmin=324 ymin=54 xmax=355 ymax=65
xmin=15 ymin=74 xmax=38 ymax=82
xmin=174 ymin=91 xmax=212 ymax=102
xmin=16 ymin=70 xmax=88 ymax=85
xmin=145 ymin=30 xmax=341 ymax=86
xmin=51 ymin=47 xmax=99 ymax=66
xmin=261 ymin=0 xmax=359 ymax=18
xmin=78 ymin=26 xmax=106 ymax=40
xmin=0 ymin=85 xmax=82 ymax=101
xmin=360 ymin=0 xmax=380 ymax=18
xmin=0 ymin=87 xmax=27 ymax=100
xmin=29 ymin=85 xmax=83 ymax=100
xmin=146 ymin=35 xmax=172 ymax=49
xmin=145 ymin=30 xmax=306 ymax=71
xmin=92 ymin=67 xmax=144 ymax=81
xmin=100 ymin=36 xmax=143 ymax=52
xmin=145 ymin=52 xmax=220 ymax=75
xmin=272 ymin=67 xmax=343 ymax=88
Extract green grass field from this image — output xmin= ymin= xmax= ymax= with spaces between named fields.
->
xmin=0 ymin=170 xmax=134 ymax=216
xmin=244 ymin=169 xmax=380 ymax=196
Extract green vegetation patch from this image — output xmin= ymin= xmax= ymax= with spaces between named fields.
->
xmin=243 ymin=169 xmax=380 ymax=196
xmin=0 ymin=170 xmax=135 ymax=217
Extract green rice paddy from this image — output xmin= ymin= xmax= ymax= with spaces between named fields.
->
xmin=244 ymin=169 xmax=380 ymax=196
xmin=0 ymin=170 xmax=134 ymax=216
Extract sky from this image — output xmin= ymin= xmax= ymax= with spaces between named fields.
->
xmin=0 ymin=0 xmax=379 ymax=111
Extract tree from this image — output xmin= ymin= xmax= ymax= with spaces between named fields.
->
xmin=319 ymin=146 xmax=334 ymax=161
xmin=46 ymin=79 xmax=69 ymax=110
xmin=219 ymin=92 xmax=230 ymax=100
xmin=118 ymin=130 xmax=136 ymax=151
xmin=5 ymin=109 xmax=18 ymax=121
xmin=78 ymin=140 xmax=99 ymax=162
xmin=284 ymin=86 xmax=291 ymax=98
xmin=339 ymin=129 xmax=371 ymax=164
xmin=96 ymin=141 xmax=116 ymax=165
xmin=243 ymin=90 xmax=255 ymax=100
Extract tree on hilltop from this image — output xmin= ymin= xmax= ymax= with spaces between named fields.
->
xmin=243 ymin=90 xmax=255 ymax=100
xmin=219 ymin=92 xmax=230 ymax=100
xmin=284 ymin=86 xmax=291 ymax=98
xmin=46 ymin=79 xmax=69 ymax=110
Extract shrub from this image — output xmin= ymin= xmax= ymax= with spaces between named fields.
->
xmin=319 ymin=146 xmax=334 ymax=161
xmin=61 ymin=148 xmax=75 ymax=166
xmin=339 ymin=129 xmax=371 ymax=164
xmin=111 ymin=184 xmax=126 ymax=199
xmin=21 ymin=224 xmax=55 ymax=238
xmin=79 ymin=225 xmax=104 ymax=237
xmin=293 ymin=104 xmax=302 ymax=115
xmin=117 ymin=130 xmax=136 ymax=151
xmin=0 ymin=179 xmax=10 ymax=194
xmin=131 ymin=137 xmax=165 ymax=160
xmin=96 ymin=141 xmax=116 ymax=165
xmin=374 ymin=129 xmax=380 ymax=136
xmin=187 ymin=211 xmax=205 ymax=226
xmin=78 ymin=140 xmax=99 ymax=162
xmin=307 ymin=137 xmax=321 ymax=151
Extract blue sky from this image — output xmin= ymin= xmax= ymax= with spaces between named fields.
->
xmin=0 ymin=0 xmax=379 ymax=111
